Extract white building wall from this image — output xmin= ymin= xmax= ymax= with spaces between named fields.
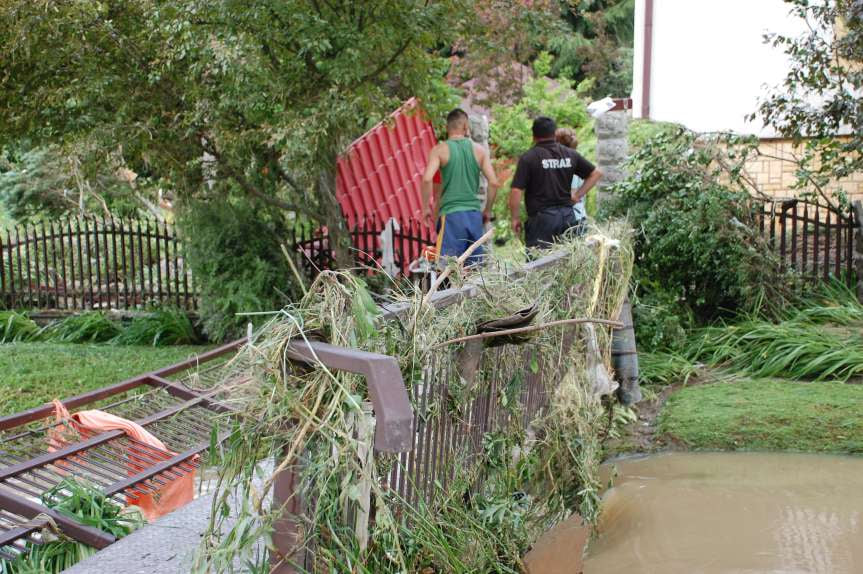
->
xmin=632 ymin=0 xmax=808 ymax=136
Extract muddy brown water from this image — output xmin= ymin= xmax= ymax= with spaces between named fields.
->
xmin=527 ymin=452 xmax=863 ymax=574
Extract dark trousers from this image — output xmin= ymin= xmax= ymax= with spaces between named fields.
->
xmin=525 ymin=206 xmax=584 ymax=249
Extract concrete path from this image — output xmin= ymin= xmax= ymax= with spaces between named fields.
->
xmin=64 ymin=466 xmax=271 ymax=574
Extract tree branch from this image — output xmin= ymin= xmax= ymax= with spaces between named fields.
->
xmin=201 ymin=136 xmax=316 ymax=218
xmin=357 ymin=38 xmax=412 ymax=85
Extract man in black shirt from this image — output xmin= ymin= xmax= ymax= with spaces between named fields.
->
xmin=509 ymin=116 xmax=603 ymax=248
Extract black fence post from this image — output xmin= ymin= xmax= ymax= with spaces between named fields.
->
xmin=852 ymin=201 xmax=863 ymax=302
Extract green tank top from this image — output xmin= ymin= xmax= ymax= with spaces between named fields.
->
xmin=439 ymin=138 xmax=481 ymax=215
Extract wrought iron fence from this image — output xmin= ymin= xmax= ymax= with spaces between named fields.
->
xmin=757 ymin=198 xmax=857 ymax=285
xmin=291 ymin=216 xmax=434 ymax=279
xmin=0 ymin=216 xmax=435 ymax=312
xmin=0 ymin=218 xmax=195 ymax=311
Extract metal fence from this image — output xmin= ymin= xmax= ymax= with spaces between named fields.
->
xmin=757 ymin=198 xmax=857 ymax=285
xmin=0 ymin=216 xmax=435 ymax=313
xmin=0 ymin=341 xmax=244 ymax=562
xmin=291 ymin=216 xmax=434 ymax=279
xmin=0 ymin=218 xmax=195 ymax=311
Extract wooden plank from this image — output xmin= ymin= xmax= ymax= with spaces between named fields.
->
xmin=143 ymin=219 xmax=153 ymax=304
xmin=154 ymin=219 xmax=163 ymax=303
xmin=83 ymin=218 xmax=94 ymax=309
xmin=111 ymin=217 xmax=120 ymax=309
xmin=22 ymin=225 xmax=33 ymax=307
xmin=41 ymin=222 xmax=50 ymax=308
xmin=49 ymin=221 xmax=60 ymax=309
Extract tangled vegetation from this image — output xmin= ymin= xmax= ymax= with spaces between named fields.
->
xmin=637 ymin=281 xmax=863 ymax=387
xmin=604 ymin=128 xmax=793 ymax=324
xmin=193 ymin=225 xmax=632 ymax=573
xmin=2 ymin=479 xmax=143 ymax=574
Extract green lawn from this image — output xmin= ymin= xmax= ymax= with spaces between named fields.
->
xmin=0 ymin=342 xmax=211 ymax=415
xmin=658 ymin=378 xmax=863 ymax=455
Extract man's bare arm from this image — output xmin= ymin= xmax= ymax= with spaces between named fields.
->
xmin=572 ymin=168 xmax=603 ymax=204
xmin=421 ymin=146 xmax=442 ymax=224
xmin=478 ymin=148 xmax=499 ymax=221
xmin=509 ymin=187 xmax=523 ymax=235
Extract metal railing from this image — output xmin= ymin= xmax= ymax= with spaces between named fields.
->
xmin=269 ymin=250 xmax=621 ymax=572
xmin=291 ymin=216 xmax=434 ymax=279
xmin=0 ymin=340 xmax=244 ymax=563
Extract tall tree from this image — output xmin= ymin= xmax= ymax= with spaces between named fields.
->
xmin=0 ymin=1 xmax=466 ymax=336
xmin=548 ymin=0 xmax=635 ymax=98
xmin=751 ymin=0 xmax=863 ymax=202
xmin=0 ymin=0 xmax=465 ymax=255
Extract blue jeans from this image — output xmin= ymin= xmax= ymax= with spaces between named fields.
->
xmin=436 ymin=210 xmax=485 ymax=266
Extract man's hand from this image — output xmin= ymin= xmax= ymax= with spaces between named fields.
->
xmin=511 ymin=217 xmax=522 ymax=235
xmin=482 ymin=208 xmax=492 ymax=224
xmin=509 ymin=187 xmax=524 ymax=237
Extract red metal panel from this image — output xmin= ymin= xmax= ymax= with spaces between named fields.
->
xmin=336 ymin=98 xmax=437 ymax=233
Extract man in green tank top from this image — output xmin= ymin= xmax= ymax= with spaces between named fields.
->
xmin=421 ymin=108 xmax=499 ymax=265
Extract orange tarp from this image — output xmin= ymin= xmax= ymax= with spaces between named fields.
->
xmin=49 ymin=400 xmax=196 ymax=522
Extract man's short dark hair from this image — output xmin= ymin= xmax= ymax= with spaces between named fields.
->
xmin=532 ymin=116 xmax=557 ymax=139
xmin=446 ymin=108 xmax=469 ymax=130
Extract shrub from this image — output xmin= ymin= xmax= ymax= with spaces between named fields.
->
xmin=603 ymin=128 xmax=791 ymax=321
xmin=179 ymin=199 xmax=300 ymax=342
xmin=113 ymin=308 xmax=200 ymax=346
xmin=0 ymin=310 xmax=40 ymax=342
xmin=490 ymin=52 xmax=591 ymax=158
xmin=43 ymin=312 xmax=120 ymax=343
xmin=631 ymin=284 xmax=693 ymax=353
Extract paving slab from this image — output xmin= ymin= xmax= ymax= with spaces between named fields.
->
xmin=64 ymin=465 xmax=271 ymax=574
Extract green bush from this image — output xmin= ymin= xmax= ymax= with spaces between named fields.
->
xmin=113 ymin=308 xmax=200 ymax=346
xmin=0 ymin=310 xmax=40 ymax=342
xmin=43 ymin=312 xmax=120 ymax=343
xmin=179 ymin=199 xmax=300 ymax=342
xmin=490 ymin=52 xmax=591 ymax=158
xmin=632 ymin=284 xmax=693 ymax=353
xmin=604 ymin=128 xmax=790 ymax=321
xmin=627 ymin=119 xmax=682 ymax=151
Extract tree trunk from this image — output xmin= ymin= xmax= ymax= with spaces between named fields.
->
xmin=318 ymin=168 xmax=352 ymax=269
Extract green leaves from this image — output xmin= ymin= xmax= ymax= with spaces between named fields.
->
xmin=490 ymin=52 xmax=591 ymax=158
xmin=751 ymin=0 xmax=863 ymax=196
xmin=350 ymin=278 xmax=380 ymax=345
xmin=605 ymin=127 xmax=788 ymax=321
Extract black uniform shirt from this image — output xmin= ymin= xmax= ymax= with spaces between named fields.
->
xmin=511 ymin=140 xmax=596 ymax=217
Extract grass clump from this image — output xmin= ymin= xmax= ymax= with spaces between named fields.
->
xmin=0 ymin=310 xmax=40 ymax=342
xmin=658 ymin=377 xmax=863 ymax=454
xmin=42 ymin=312 xmax=121 ymax=343
xmin=639 ymin=351 xmax=701 ymax=386
xmin=113 ymin=308 xmax=200 ymax=346
xmin=2 ymin=478 xmax=143 ymax=573
xmin=687 ymin=319 xmax=863 ymax=382
xmin=685 ymin=282 xmax=863 ymax=383
xmin=193 ymin=223 xmax=633 ymax=573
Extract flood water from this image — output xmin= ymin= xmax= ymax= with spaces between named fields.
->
xmin=530 ymin=452 xmax=863 ymax=574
